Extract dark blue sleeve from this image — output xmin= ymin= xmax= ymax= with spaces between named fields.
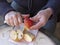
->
xmin=0 ymin=0 xmax=14 ymax=16
xmin=42 ymin=0 xmax=60 ymax=15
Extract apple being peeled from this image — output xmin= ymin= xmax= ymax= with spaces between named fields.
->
xmin=24 ymin=17 xmax=34 ymax=30
xmin=9 ymin=30 xmax=23 ymax=42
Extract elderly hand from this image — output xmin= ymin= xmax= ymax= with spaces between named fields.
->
xmin=30 ymin=8 xmax=53 ymax=30
xmin=5 ymin=11 xmax=23 ymax=26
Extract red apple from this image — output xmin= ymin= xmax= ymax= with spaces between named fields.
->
xmin=24 ymin=17 xmax=34 ymax=29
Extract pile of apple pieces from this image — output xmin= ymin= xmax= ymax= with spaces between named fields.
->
xmin=9 ymin=17 xmax=35 ymax=42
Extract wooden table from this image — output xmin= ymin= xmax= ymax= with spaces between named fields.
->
xmin=0 ymin=24 xmax=56 ymax=45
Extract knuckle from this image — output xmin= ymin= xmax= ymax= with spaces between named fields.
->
xmin=12 ymin=15 xmax=17 ymax=20
xmin=13 ymin=14 xmax=16 ymax=17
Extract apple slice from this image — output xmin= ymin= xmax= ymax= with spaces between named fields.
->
xmin=9 ymin=30 xmax=18 ymax=41
xmin=9 ymin=30 xmax=23 ymax=42
xmin=17 ymin=30 xmax=23 ymax=40
xmin=23 ymin=31 xmax=35 ymax=42
xmin=24 ymin=34 xmax=32 ymax=42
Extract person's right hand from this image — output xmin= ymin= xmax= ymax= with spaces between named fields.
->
xmin=5 ymin=11 xmax=23 ymax=26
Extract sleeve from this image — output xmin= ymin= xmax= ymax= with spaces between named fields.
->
xmin=42 ymin=0 xmax=60 ymax=15
xmin=0 ymin=0 xmax=14 ymax=16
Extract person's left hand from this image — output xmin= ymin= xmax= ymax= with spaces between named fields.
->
xmin=30 ymin=8 xmax=53 ymax=30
